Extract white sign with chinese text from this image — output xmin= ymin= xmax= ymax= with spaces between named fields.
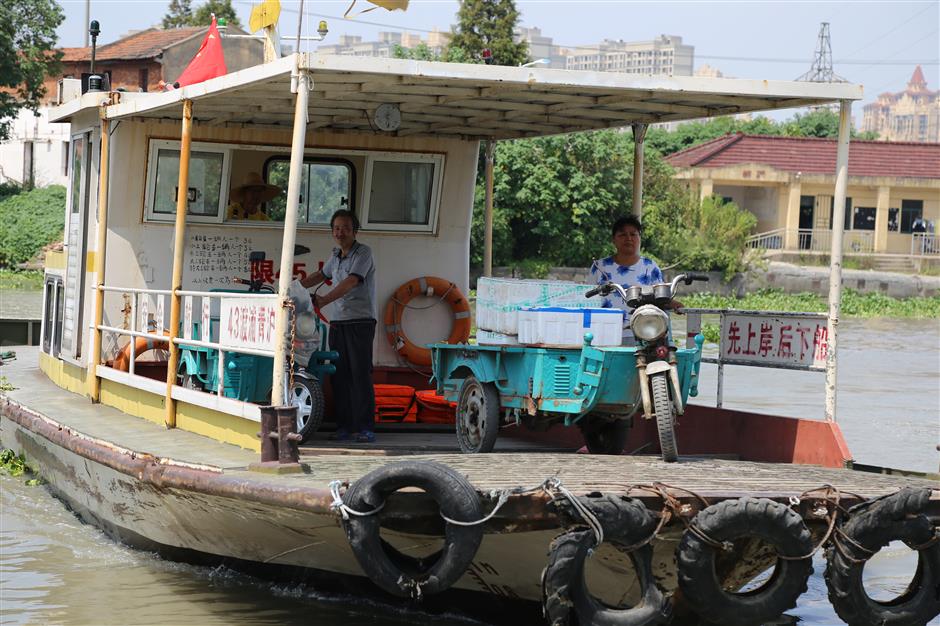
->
xmin=219 ymin=296 xmax=279 ymax=353
xmin=719 ymin=313 xmax=829 ymax=369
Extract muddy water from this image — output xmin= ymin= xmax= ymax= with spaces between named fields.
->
xmin=1 ymin=318 xmax=937 ymax=625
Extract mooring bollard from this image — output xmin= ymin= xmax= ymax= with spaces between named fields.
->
xmin=258 ymin=406 xmax=279 ymax=463
xmin=251 ymin=405 xmax=303 ymax=474
xmin=276 ymin=405 xmax=302 ymax=464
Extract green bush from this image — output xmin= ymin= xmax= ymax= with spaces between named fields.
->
xmin=644 ymin=195 xmax=757 ymax=279
xmin=0 ymin=185 xmax=66 ymax=267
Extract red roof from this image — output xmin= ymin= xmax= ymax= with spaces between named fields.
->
xmin=909 ymin=65 xmax=926 ymax=88
xmin=666 ymin=133 xmax=940 ymax=180
xmin=61 ymin=28 xmax=204 ymax=62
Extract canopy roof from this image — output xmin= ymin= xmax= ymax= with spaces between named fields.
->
xmin=52 ymin=53 xmax=863 ymax=140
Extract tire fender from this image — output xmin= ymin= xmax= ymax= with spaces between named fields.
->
xmin=676 ymin=497 xmax=814 ymax=625
xmin=341 ymin=461 xmax=484 ymax=598
xmin=542 ymin=493 xmax=672 ymax=626
xmin=825 ymin=487 xmax=940 ymax=626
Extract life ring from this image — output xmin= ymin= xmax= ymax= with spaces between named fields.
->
xmin=541 ymin=493 xmax=671 ymax=626
xmin=341 ymin=460 xmax=484 ymax=598
xmin=113 ymin=332 xmax=170 ymax=372
xmin=383 ymin=276 xmax=471 ymax=367
xmin=676 ymin=497 xmax=813 ymax=626
xmin=825 ymin=487 xmax=939 ymax=625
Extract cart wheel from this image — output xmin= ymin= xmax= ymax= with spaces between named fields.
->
xmin=650 ymin=372 xmax=678 ymax=462
xmin=579 ymin=418 xmax=630 ymax=455
xmin=289 ymin=377 xmax=325 ymax=443
xmin=456 ymin=375 xmax=500 ymax=453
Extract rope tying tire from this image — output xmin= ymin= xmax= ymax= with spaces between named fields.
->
xmin=676 ymin=497 xmax=814 ymax=626
xmin=383 ymin=276 xmax=471 ymax=367
xmin=541 ymin=492 xmax=672 ymax=626
xmin=825 ymin=486 xmax=940 ymax=626
xmin=337 ymin=461 xmax=484 ymax=599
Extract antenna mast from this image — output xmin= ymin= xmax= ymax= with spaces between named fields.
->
xmin=797 ymin=22 xmax=846 ymax=82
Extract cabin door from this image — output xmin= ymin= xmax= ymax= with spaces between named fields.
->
xmin=60 ymin=130 xmax=95 ymax=362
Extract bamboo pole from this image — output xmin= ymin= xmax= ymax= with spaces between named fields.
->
xmin=483 ymin=140 xmax=495 ymax=277
xmin=824 ymin=100 xmax=851 ymax=423
xmin=88 ymin=106 xmax=110 ymax=402
xmin=164 ymin=99 xmax=194 ymax=429
xmin=271 ymin=69 xmax=310 ymax=405
xmin=632 ymin=123 xmax=647 ymax=218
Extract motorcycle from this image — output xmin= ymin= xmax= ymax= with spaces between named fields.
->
xmin=585 ymin=272 xmax=709 ymax=462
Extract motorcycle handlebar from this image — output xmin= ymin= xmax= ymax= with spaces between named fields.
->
xmin=585 ymin=286 xmax=603 ymax=298
xmin=683 ymin=272 xmax=710 ymax=284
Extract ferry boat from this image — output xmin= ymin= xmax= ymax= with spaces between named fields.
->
xmin=2 ymin=51 xmax=937 ymax=625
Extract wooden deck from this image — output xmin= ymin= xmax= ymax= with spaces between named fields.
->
xmin=2 ymin=347 xmax=935 ymax=507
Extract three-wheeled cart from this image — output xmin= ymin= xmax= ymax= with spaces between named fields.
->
xmin=431 ymin=333 xmax=704 ymax=455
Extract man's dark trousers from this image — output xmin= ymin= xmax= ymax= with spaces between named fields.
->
xmin=328 ymin=319 xmax=376 ymax=434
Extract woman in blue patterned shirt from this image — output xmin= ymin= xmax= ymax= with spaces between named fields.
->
xmin=589 ymin=215 xmax=667 ymax=345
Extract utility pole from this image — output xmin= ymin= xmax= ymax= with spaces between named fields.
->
xmin=797 ymin=22 xmax=846 ymax=83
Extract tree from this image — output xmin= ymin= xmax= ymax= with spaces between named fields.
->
xmin=164 ymin=0 xmax=241 ymax=29
xmin=163 ymin=0 xmax=193 ymax=29
xmin=448 ymin=0 xmax=528 ymax=66
xmin=191 ymin=0 xmax=241 ymax=29
xmin=0 ymin=0 xmax=64 ymax=141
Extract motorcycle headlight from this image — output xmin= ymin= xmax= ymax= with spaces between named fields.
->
xmin=630 ymin=305 xmax=669 ymax=341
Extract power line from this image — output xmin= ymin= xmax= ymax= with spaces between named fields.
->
xmin=276 ymin=6 xmax=938 ymax=65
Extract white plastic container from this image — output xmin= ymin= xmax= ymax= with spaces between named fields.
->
xmin=476 ymin=329 xmax=521 ymax=346
xmin=476 ymin=277 xmax=605 ymax=335
xmin=517 ymin=307 xmax=623 ymax=347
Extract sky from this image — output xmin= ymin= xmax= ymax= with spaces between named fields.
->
xmin=54 ymin=0 xmax=939 ymax=122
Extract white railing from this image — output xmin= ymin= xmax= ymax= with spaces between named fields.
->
xmin=746 ymin=228 xmax=786 ymax=250
xmin=95 ymin=285 xmax=277 ymax=398
xmin=746 ymin=228 xmax=874 ymax=254
xmin=911 ymin=233 xmax=940 ymax=256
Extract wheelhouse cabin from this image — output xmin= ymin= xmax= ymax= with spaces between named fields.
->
xmin=40 ymin=53 xmax=862 ymax=450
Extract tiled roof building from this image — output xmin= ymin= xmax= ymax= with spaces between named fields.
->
xmin=667 ymin=134 xmax=940 ymax=259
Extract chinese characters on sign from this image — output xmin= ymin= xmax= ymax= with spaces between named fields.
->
xmin=219 ymin=297 xmax=279 ymax=353
xmin=186 ymin=234 xmax=252 ymax=287
xmin=720 ymin=313 xmax=829 ymax=369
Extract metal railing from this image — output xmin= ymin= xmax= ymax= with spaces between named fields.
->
xmin=746 ymin=228 xmax=874 ymax=253
xmin=96 ymin=285 xmax=277 ymax=396
xmin=911 ymin=233 xmax=939 ymax=256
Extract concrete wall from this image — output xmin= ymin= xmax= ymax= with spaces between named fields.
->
xmin=0 ymin=108 xmax=70 ymax=187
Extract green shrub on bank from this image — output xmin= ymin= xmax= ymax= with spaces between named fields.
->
xmin=683 ymin=289 xmax=940 ymax=319
xmin=0 ymin=185 xmax=66 ymax=267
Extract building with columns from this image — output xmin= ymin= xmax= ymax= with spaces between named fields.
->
xmin=667 ymin=134 xmax=940 ymax=265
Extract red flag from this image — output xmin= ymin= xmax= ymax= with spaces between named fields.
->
xmin=175 ymin=17 xmax=227 ymax=87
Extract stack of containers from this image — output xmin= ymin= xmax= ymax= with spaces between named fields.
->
xmin=476 ymin=277 xmax=621 ymax=348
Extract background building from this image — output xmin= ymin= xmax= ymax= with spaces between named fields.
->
xmin=862 ymin=66 xmax=939 ymax=143
xmin=563 ymin=35 xmax=693 ymax=76
xmin=668 ymin=133 xmax=940 ymax=269
xmin=317 ymin=30 xmax=451 ymax=58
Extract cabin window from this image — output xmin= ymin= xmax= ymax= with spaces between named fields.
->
xmin=145 ymin=140 xmax=228 ymax=222
xmin=41 ymin=275 xmax=64 ymax=357
xmin=362 ymin=153 xmax=443 ymax=232
xmin=261 ymin=158 xmax=354 ymax=225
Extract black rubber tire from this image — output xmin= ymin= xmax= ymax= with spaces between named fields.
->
xmin=342 ymin=460 xmax=484 ymax=598
xmin=179 ymin=372 xmax=204 ymax=391
xmin=455 ymin=375 xmax=500 ymax=453
xmin=542 ymin=493 xmax=672 ymax=626
xmin=649 ymin=373 xmax=678 ymax=462
xmin=825 ymin=487 xmax=940 ymax=626
xmin=676 ymin=497 xmax=814 ymax=626
xmin=580 ymin=418 xmax=630 ymax=455
xmin=290 ymin=377 xmax=324 ymax=443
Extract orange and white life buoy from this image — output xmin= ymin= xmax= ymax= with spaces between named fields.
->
xmin=383 ymin=276 xmax=471 ymax=367
xmin=113 ymin=332 xmax=170 ymax=372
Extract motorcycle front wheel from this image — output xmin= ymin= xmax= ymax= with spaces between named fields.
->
xmin=650 ymin=372 xmax=678 ymax=462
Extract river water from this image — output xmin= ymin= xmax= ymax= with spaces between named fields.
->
xmin=2 ymin=318 xmax=938 ymax=625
